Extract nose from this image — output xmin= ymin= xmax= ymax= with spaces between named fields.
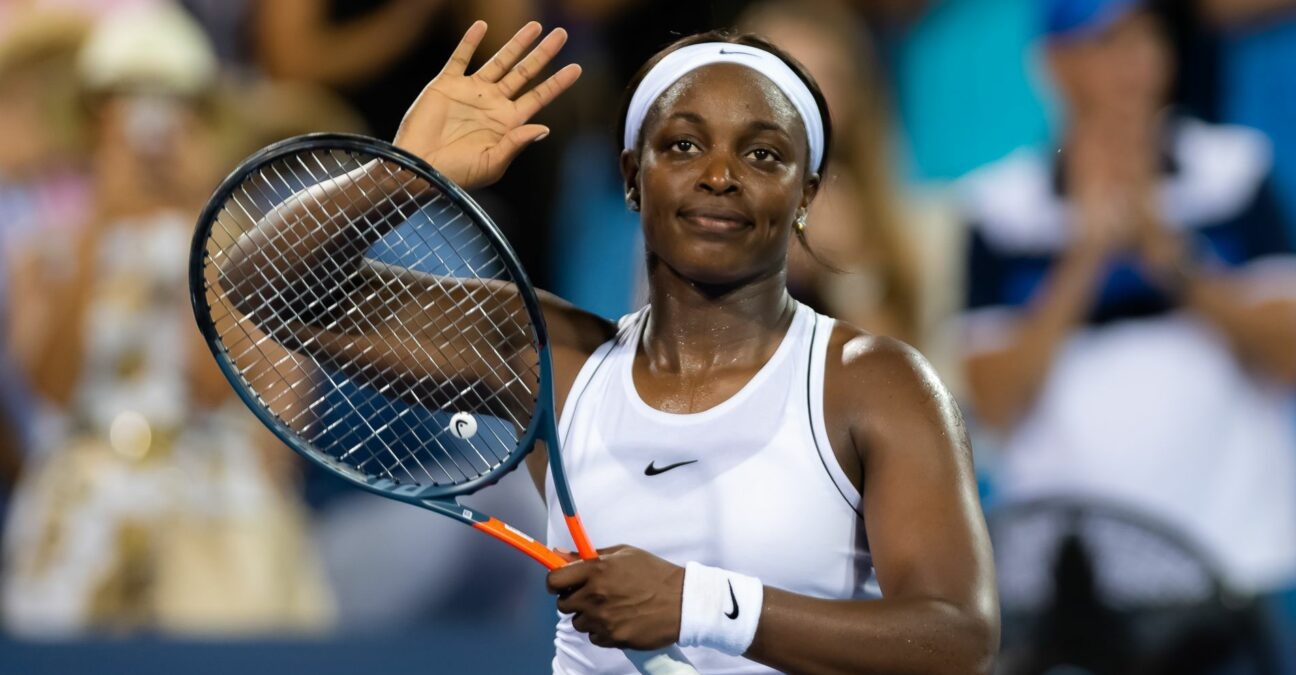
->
xmin=696 ymin=150 xmax=740 ymax=196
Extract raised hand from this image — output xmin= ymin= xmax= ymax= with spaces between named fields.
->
xmin=393 ymin=21 xmax=581 ymax=189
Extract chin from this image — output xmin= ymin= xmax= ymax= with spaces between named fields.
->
xmin=644 ymin=218 xmax=786 ymax=288
xmin=659 ymin=248 xmax=772 ymax=289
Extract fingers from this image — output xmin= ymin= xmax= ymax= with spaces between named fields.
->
xmin=572 ymin=613 xmax=617 ymax=647
xmin=443 ymin=20 xmax=488 ymax=76
xmin=474 ymin=21 xmax=542 ymax=83
xmin=482 ymin=124 xmax=551 ymax=179
xmin=556 ymin=583 xmax=604 ymax=615
xmin=546 ymin=556 xmax=593 ymax=594
xmin=497 ymin=27 xmax=570 ymax=97
xmin=516 ymin=63 xmax=582 ymax=120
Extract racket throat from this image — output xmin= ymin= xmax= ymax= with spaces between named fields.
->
xmin=473 ymin=516 xmax=568 ymax=570
xmin=564 ymin=514 xmax=598 ymax=560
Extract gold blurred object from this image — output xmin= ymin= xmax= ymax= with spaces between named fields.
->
xmin=87 ymin=521 xmax=155 ymax=630
xmin=108 ymin=411 xmax=152 ymax=461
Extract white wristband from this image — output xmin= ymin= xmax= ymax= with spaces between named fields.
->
xmin=678 ymin=561 xmax=764 ymax=656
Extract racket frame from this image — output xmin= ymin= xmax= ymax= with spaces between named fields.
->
xmin=189 ymin=133 xmax=589 ymax=567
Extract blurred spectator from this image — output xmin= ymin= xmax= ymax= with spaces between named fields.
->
xmin=1198 ymin=0 xmax=1296 ymax=245
xmin=0 ymin=9 xmax=93 ymax=523
xmin=958 ymin=0 xmax=1296 ymax=611
xmin=2 ymin=2 xmax=333 ymax=636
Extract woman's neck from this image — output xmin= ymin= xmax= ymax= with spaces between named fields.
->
xmin=641 ymin=261 xmax=796 ymax=373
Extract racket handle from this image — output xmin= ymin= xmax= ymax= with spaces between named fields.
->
xmin=625 ymin=646 xmax=700 ymax=675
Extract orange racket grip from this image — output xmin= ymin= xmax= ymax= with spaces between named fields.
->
xmin=473 ymin=517 xmax=568 ymax=570
xmin=565 ymin=514 xmax=598 ymax=560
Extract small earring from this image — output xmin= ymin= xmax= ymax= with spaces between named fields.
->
xmin=794 ymin=209 xmax=807 ymax=232
xmin=625 ymin=191 xmax=640 ymax=212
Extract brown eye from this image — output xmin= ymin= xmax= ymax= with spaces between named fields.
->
xmin=747 ymin=148 xmax=779 ymax=162
xmin=672 ymin=140 xmax=696 ymax=153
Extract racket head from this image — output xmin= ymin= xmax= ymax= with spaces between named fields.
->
xmin=189 ymin=133 xmax=556 ymax=503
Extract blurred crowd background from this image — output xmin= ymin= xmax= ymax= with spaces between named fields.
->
xmin=1 ymin=0 xmax=1295 ymax=672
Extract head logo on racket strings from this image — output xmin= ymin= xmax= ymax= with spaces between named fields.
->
xmin=449 ymin=412 xmax=479 ymax=440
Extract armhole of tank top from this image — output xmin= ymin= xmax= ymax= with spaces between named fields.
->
xmin=547 ymin=309 xmax=643 ymax=504
xmin=807 ymin=314 xmax=864 ymax=515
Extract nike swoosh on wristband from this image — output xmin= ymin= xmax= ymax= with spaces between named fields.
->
xmin=644 ymin=459 xmax=699 ymax=476
xmin=725 ymin=580 xmax=739 ymax=620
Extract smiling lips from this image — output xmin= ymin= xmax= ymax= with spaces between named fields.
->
xmin=678 ymin=206 xmax=753 ymax=233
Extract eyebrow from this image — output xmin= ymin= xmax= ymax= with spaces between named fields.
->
xmin=666 ymin=111 xmax=791 ymax=137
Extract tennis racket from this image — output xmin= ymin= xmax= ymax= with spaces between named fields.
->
xmin=189 ymin=133 xmax=698 ymax=675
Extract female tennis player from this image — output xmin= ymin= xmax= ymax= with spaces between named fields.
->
xmin=394 ymin=20 xmax=998 ymax=675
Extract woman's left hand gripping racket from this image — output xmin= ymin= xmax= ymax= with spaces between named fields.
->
xmin=190 ymin=133 xmax=697 ymax=675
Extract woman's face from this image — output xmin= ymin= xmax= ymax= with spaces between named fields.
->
xmin=1050 ymin=12 xmax=1173 ymax=126
xmin=623 ymin=63 xmax=818 ymax=288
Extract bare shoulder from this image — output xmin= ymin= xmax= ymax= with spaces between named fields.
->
xmin=823 ymin=321 xmax=963 ymax=456
xmin=826 ymin=322 xmax=944 ymax=400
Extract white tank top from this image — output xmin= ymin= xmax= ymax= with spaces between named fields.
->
xmin=546 ymin=302 xmax=878 ymax=675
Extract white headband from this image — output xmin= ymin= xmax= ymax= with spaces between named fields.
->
xmin=622 ymin=42 xmax=825 ymax=171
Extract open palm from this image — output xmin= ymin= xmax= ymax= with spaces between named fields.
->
xmin=394 ymin=21 xmax=581 ymax=190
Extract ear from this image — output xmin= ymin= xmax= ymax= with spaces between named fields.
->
xmin=619 ymin=148 xmax=641 ymax=210
xmin=799 ymin=172 xmax=822 ymax=212
xmin=619 ymin=148 xmax=640 ymax=191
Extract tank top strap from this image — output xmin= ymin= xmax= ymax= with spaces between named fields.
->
xmin=806 ymin=311 xmax=862 ymax=512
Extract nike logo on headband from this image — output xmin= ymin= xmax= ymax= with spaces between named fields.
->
xmin=717 ymin=47 xmax=757 ymax=57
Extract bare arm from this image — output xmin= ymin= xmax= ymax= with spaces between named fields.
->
xmin=6 ymin=231 xmax=96 ymax=406
xmin=255 ymin=0 xmax=444 ymax=87
xmin=741 ymin=337 xmax=998 ymax=675
xmin=1182 ymin=277 xmax=1296 ymax=382
xmin=964 ymin=243 xmax=1109 ymax=431
xmin=1136 ymin=199 xmax=1296 ymax=383
xmin=1199 ymin=0 xmax=1296 ymax=25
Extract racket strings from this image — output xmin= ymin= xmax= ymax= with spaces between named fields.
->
xmin=212 ymin=165 xmax=527 ymax=484
xmin=209 ymin=213 xmax=483 ymax=484
xmin=232 ymin=157 xmax=529 ymax=480
xmin=203 ymin=148 xmax=540 ymax=488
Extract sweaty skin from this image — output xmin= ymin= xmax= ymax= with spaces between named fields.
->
xmin=393 ymin=22 xmax=999 ymax=675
